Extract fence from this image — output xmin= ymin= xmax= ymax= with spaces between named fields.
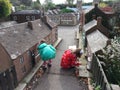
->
xmin=90 ymin=54 xmax=112 ymax=90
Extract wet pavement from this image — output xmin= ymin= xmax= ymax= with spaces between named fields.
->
xmin=34 ymin=25 xmax=88 ymax=90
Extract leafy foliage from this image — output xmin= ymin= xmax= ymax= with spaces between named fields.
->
xmin=98 ymin=37 xmax=120 ymax=85
xmin=99 ymin=2 xmax=108 ymax=8
xmin=66 ymin=0 xmax=74 ymax=5
xmin=60 ymin=8 xmax=73 ymax=13
xmin=10 ymin=0 xmax=20 ymax=6
xmin=0 ymin=0 xmax=12 ymax=18
xmin=20 ymin=0 xmax=32 ymax=6
xmin=32 ymin=0 xmax=41 ymax=9
xmin=43 ymin=0 xmax=55 ymax=10
xmin=95 ymin=85 xmax=101 ymax=90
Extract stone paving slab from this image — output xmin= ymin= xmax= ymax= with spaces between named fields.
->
xmin=34 ymin=73 xmax=83 ymax=90
xmin=78 ymin=65 xmax=90 ymax=77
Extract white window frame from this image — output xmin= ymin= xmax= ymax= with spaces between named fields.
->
xmin=31 ymin=16 xmax=35 ymax=20
xmin=13 ymin=16 xmax=17 ymax=20
xmin=20 ymin=56 xmax=24 ymax=64
xmin=26 ymin=16 xmax=30 ymax=21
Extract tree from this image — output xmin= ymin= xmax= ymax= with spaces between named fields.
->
xmin=98 ymin=37 xmax=120 ymax=85
xmin=10 ymin=0 xmax=20 ymax=6
xmin=20 ymin=0 xmax=32 ymax=6
xmin=32 ymin=0 xmax=41 ymax=9
xmin=43 ymin=0 xmax=55 ymax=10
xmin=65 ymin=0 xmax=74 ymax=6
xmin=0 ymin=0 xmax=12 ymax=18
xmin=44 ymin=0 xmax=52 ymax=5
xmin=99 ymin=2 xmax=108 ymax=8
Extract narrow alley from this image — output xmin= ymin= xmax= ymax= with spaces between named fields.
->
xmin=33 ymin=25 xmax=88 ymax=90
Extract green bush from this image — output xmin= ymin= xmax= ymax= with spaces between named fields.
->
xmin=95 ymin=85 xmax=101 ymax=90
xmin=0 ymin=0 xmax=12 ymax=18
xmin=60 ymin=8 xmax=73 ymax=13
xmin=98 ymin=37 xmax=120 ymax=85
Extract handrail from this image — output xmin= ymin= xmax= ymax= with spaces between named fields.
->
xmin=91 ymin=54 xmax=112 ymax=90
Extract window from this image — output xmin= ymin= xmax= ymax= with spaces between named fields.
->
xmin=27 ymin=50 xmax=31 ymax=56
xmin=13 ymin=16 xmax=17 ymax=20
xmin=20 ymin=56 xmax=24 ymax=64
xmin=21 ymin=66 xmax=26 ymax=73
xmin=26 ymin=16 xmax=30 ymax=21
xmin=31 ymin=16 xmax=35 ymax=20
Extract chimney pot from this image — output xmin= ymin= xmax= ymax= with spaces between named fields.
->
xmin=92 ymin=15 xmax=96 ymax=19
xmin=28 ymin=21 xmax=33 ymax=30
xmin=97 ymin=17 xmax=102 ymax=25
xmin=95 ymin=3 xmax=98 ymax=8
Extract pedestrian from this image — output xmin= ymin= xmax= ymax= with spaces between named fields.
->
xmin=60 ymin=48 xmax=83 ymax=69
xmin=37 ymin=39 xmax=56 ymax=72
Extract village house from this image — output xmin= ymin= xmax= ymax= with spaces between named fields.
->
xmin=83 ymin=17 xmax=110 ymax=70
xmin=83 ymin=17 xmax=120 ymax=90
xmin=47 ymin=9 xmax=79 ymax=26
xmin=47 ymin=9 xmax=60 ymax=25
xmin=0 ymin=16 xmax=58 ymax=90
xmin=10 ymin=9 xmax=79 ymax=26
xmin=60 ymin=13 xmax=78 ymax=26
xmin=10 ymin=10 xmax=41 ymax=23
xmin=84 ymin=3 xmax=115 ymax=30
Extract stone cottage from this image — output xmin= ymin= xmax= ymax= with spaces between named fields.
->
xmin=0 ymin=16 xmax=58 ymax=90
xmin=84 ymin=4 xmax=115 ymax=30
xmin=47 ymin=9 xmax=79 ymax=26
xmin=10 ymin=10 xmax=41 ymax=23
xmin=83 ymin=17 xmax=110 ymax=70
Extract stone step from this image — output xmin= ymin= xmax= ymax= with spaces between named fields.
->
xmin=77 ymin=65 xmax=91 ymax=78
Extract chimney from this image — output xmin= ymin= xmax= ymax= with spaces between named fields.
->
xmin=28 ymin=21 xmax=33 ymax=30
xmin=94 ymin=3 xmax=98 ymax=8
xmin=92 ymin=14 xmax=96 ymax=19
xmin=106 ymin=39 xmax=111 ymax=46
xmin=97 ymin=17 xmax=102 ymax=26
xmin=43 ymin=15 xmax=48 ymax=24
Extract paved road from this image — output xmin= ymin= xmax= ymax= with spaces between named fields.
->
xmin=34 ymin=25 xmax=87 ymax=90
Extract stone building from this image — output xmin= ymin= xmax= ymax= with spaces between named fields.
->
xmin=10 ymin=10 xmax=41 ymax=23
xmin=83 ymin=17 xmax=110 ymax=70
xmin=0 ymin=16 xmax=58 ymax=90
xmin=47 ymin=9 xmax=79 ymax=26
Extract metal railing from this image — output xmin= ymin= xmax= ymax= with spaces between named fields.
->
xmin=90 ymin=54 xmax=112 ymax=90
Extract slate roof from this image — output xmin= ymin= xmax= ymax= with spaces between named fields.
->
xmin=83 ymin=20 xmax=97 ymax=32
xmin=47 ymin=9 xmax=60 ymax=15
xmin=12 ymin=10 xmax=41 ymax=14
xmin=82 ymin=6 xmax=94 ymax=14
xmin=66 ymin=7 xmax=79 ymax=13
xmin=87 ymin=30 xmax=108 ymax=53
xmin=0 ymin=19 xmax=51 ymax=59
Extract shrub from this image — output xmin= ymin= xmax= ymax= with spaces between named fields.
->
xmin=60 ymin=8 xmax=73 ymax=13
xmin=0 ymin=0 xmax=12 ymax=18
xmin=98 ymin=37 xmax=120 ymax=85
